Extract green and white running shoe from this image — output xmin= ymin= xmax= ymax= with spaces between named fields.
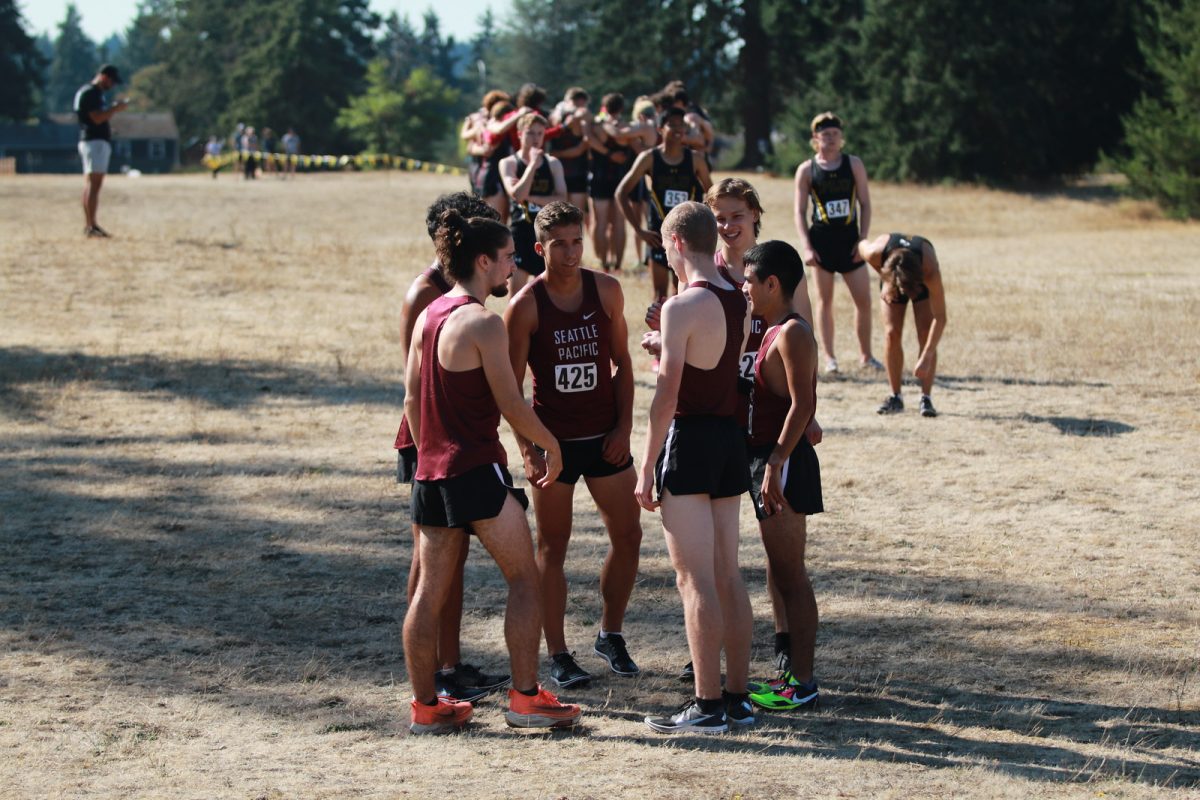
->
xmin=748 ymin=672 xmax=819 ymax=710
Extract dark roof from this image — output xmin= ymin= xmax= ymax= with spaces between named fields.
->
xmin=48 ymin=112 xmax=179 ymax=139
xmin=0 ymin=120 xmax=78 ymax=150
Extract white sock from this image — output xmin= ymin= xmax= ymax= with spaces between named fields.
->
xmin=599 ymin=629 xmax=620 ymax=639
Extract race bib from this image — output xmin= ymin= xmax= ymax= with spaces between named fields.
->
xmin=740 ymin=351 xmax=757 ymax=380
xmin=825 ymin=199 xmax=851 ymax=219
xmin=555 ymin=363 xmax=598 ymax=393
xmin=663 ymin=189 xmax=689 ymax=208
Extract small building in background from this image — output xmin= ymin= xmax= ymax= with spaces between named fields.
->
xmin=0 ymin=112 xmax=180 ymax=174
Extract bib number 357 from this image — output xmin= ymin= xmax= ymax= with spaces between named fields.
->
xmin=555 ymin=363 xmax=597 ymax=393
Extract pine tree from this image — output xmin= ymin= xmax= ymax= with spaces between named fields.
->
xmin=0 ymin=0 xmax=47 ymax=121
xmin=122 ymin=0 xmax=172 ymax=78
xmin=45 ymin=4 xmax=99 ymax=114
xmin=336 ymin=60 xmax=459 ymax=159
xmin=1117 ymin=0 xmax=1200 ymax=218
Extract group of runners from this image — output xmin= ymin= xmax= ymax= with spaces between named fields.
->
xmin=395 ymin=104 xmax=947 ymax=735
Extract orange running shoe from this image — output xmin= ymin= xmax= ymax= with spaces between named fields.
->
xmin=409 ymin=696 xmax=472 ymax=735
xmin=505 ymin=685 xmax=582 ymax=729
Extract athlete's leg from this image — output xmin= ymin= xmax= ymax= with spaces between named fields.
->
xmin=912 ymin=298 xmax=937 ymax=395
xmin=881 ymin=298 xmax=907 ymax=396
xmin=608 ymin=201 xmax=627 ymax=271
xmin=813 ymin=268 xmax=837 ymax=362
xmin=759 ymin=507 xmax=816 ymax=683
xmin=843 ymin=265 xmax=877 ymax=363
xmin=404 ymin=525 xmax=469 ymax=702
xmin=712 ymin=495 xmax=751 ymax=694
xmin=438 ymin=535 xmax=468 ymax=668
xmin=584 ymin=467 xmax=642 ymax=633
xmin=471 ymin=493 xmax=542 ymax=692
xmin=766 ymin=564 xmax=788 ymax=635
xmin=661 ymin=491 xmax=723 ymax=700
xmin=591 ymin=199 xmax=611 ymax=267
xmin=530 ymin=480 xmax=576 ymax=655
xmin=651 ymin=261 xmax=670 ymax=301
xmin=83 ymin=173 xmax=104 ymax=229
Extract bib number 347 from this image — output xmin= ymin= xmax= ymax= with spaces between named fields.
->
xmin=555 ymin=363 xmax=597 ymax=393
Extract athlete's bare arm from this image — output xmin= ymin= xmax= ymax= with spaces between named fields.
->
xmin=547 ymin=157 xmax=568 ymax=203
xmin=793 ymin=161 xmax=819 ymax=266
xmin=693 ymin=150 xmax=713 ymax=192
xmin=683 ymin=112 xmax=714 ymax=154
xmin=850 ymin=155 xmax=872 ymax=244
xmin=634 ymin=295 xmax=690 ymax=511
xmin=400 ymin=274 xmax=446 ymax=354
xmin=914 ymin=243 xmax=946 ymax=381
xmin=616 ymin=150 xmax=658 ymax=248
xmin=760 ymin=321 xmax=818 ymax=515
xmin=501 ymin=153 xmax=537 ymax=203
xmin=403 ymin=309 xmax=428 ymax=447
xmin=470 ymin=312 xmax=562 ymax=487
xmin=856 ymin=234 xmax=891 ymax=272
xmin=597 ymin=273 xmax=634 ymax=464
xmin=487 ymin=107 xmax=530 ymax=136
xmin=501 ymin=287 xmax=545 ymax=481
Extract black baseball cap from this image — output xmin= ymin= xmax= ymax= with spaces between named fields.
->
xmin=99 ymin=64 xmax=122 ymax=83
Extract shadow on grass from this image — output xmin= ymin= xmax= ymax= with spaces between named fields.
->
xmin=973 ymin=412 xmax=1136 ymax=436
xmin=1 ymin=429 xmax=1195 ymax=789
xmin=0 ymin=345 xmax=401 ymax=416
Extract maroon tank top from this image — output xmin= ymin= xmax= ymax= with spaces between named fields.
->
xmin=413 ymin=294 xmax=507 ymax=480
xmin=749 ymin=314 xmax=816 ymax=447
xmin=528 ymin=270 xmax=617 ymax=439
xmin=394 ymin=262 xmax=452 ymax=450
xmin=717 ymin=256 xmax=764 ymax=430
xmin=676 ymin=280 xmax=747 ymax=418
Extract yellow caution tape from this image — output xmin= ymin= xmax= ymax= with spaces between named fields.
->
xmin=201 ymin=150 xmax=466 ymax=176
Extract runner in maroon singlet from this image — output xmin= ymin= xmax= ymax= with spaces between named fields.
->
xmin=403 ymin=209 xmax=581 ymax=735
xmin=634 ymin=202 xmax=754 ymax=735
xmin=741 ymin=240 xmax=823 ymax=711
xmin=503 ymin=202 xmax=643 ymax=688
xmin=393 ymin=193 xmax=511 ymax=703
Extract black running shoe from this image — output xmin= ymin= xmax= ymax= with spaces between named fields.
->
xmin=85 ymin=225 xmax=110 ymax=238
xmin=452 ymin=662 xmax=511 ymax=692
xmin=877 ymin=394 xmax=904 ymax=415
xmin=593 ymin=633 xmax=640 ymax=676
xmin=644 ymin=699 xmax=728 ymax=734
xmin=435 ymin=671 xmax=489 ymax=704
xmin=724 ymin=690 xmax=756 ymax=727
xmin=678 ymin=661 xmax=695 ymax=682
xmin=548 ymin=651 xmax=592 ymax=688
xmin=919 ymin=395 xmax=938 ymax=418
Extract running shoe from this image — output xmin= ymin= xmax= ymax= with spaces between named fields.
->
xmin=85 ymin=225 xmax=110 ymax=238
xmin=861 ymin=355 xmax=885 ymax=371
xmin=919 ymin=395 xmax=938 ymax=418
xmin=877 ymin=394 xmax=904 ymax=414
xmin=644 ymin=699 xmax=728 ymax=734
xmin=505 ymin=685 xmax=582 ymax=729
xmin=824 ymin=358 xmax=840 ymax=374
xmin=409 ymin=696 xmax=472 ymax=735
xmin=548 ymin=651 xmax=592 ymax=688
xmin=593 ymin=633 xmax=640 ymax=676
xmin=452 ymin=662 xmax=511 ymax=692
xmin=678 ymin=661 xmax=695 ymax=682
xmin=774 ymin=649 xmax=791 ymax=673
xmin=749 ymin=674 xmax=819 ymax=711
xmin=746 ymin=671 xmax=789 ymax=695
xmin=724 ymin=691 xmax=756 ymax=727
xmin=435 ymin=670 xmax=491 ymax=704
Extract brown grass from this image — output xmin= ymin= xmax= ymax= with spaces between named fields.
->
xmin=1 ymin=171 xmax=1198 ymax=799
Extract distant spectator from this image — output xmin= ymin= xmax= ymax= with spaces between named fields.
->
xmin=73 ymin=64 xmax=129 ymax=237
xmin=205 ymin=135 xmax=223 ymax=179
xmin=240 ymin=126 xmax=258 ymax=180
xmin=281 ymin=128 xmax=300 ymax=178
xmin=261 ymin=127 xmax=277 ymax=175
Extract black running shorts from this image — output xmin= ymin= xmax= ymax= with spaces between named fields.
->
xmin=511 ymin=219 xmax=545 ymax=276
xmin=412 ymin=462 xmax=529 ymax=529
xmin=655 ymin=415 xmax=750 ymax=500
xmin=565 ymin=173 xmax=588 ymax=194
xmin=747 ymin=440 xmax=824 ymax=521
xmin=397 ymin=445 xmax=418 ymax=484
xmin=536 ymin=435 xmax=634 ymax=486
xmin=809 ymin=224 xmax=864 ymax=275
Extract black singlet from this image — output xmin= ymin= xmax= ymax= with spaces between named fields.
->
xmin=809 ymin=156 xmax=858 ymax=228
xmin=648 ymin=148 xmax=701 ymax=225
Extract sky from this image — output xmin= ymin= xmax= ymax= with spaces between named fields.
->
xmin=22 ymin=0 xmax=496 ymax=47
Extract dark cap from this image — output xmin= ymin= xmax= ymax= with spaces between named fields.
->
xmin=99 ymin=64 xmax=122 ymax=83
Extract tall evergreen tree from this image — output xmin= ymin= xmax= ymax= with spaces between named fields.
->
xmin=45 ymin=4 xmax=99 ymax=113
xmin=147 ymin=0 xmax=238 ymax=141
xmin=0 ymin=0 xmax=47 ymax=121
xmin=337 ymin=59 xmax=459 ymax=158
xmin=122 ymin=0 xmax=173 ymax=78
xmin=1117 ymin=0 xmax=1200 ymax=218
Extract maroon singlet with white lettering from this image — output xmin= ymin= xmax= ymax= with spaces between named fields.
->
xmin=675 ymin=280 xmax=747 ymax=418
xmin=527 ymin=269 xmax=617 ymax=439
xmin=413 ymin=294 xmax=506 ymax=480
xmin=716 ymin=253 xmax=764 ymax=430
xmin=749 ymin=314 xmax=816 ymax=447
xmin=395 ymin=263 xmax=453 ymax=450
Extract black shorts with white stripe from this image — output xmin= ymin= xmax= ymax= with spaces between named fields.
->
xmin=412 ymin=462 xmax=529 ymax=530
xmin=747 ymin=439 xmax=823 ymax=521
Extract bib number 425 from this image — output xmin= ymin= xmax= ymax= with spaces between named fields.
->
xmin=555 ymin=363 xmax=597 ymax=393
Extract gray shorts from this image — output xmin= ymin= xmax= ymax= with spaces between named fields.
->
xmin=79 ymin=140 xmax=112 ymax=174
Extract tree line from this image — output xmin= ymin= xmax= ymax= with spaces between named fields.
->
xmin=1 ymin=0 xmax=1197 ymax=217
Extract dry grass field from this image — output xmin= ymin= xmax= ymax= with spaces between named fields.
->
xmin=1 ymin=170 xmax=1198 ymax=799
